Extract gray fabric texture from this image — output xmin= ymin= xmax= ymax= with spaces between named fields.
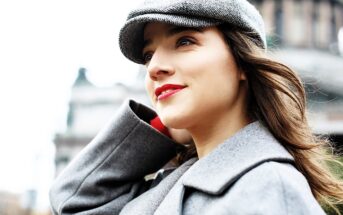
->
xmin=118 ymin=0 xmax=266 ymax=64
xmin=121 ymin=120 xmax=325 ymax=215
xmin=50 ymin=100 xmax=326 ymax=215
xmin=49 ymin=99 xmax=180 ymax=214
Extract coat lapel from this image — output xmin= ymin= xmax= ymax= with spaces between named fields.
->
xmin=124 ymin=121 xmax=294 ymax=215
xmin=120 ymin=158 xmax=197 ymax=215
xmin=181 ymin=121 xmax=294 ymax=195
xmin=154 ymin=176 xmax=186 ymax=215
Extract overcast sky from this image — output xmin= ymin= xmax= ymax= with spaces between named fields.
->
xmin=0 ymin=0 xmax=142 ymax=211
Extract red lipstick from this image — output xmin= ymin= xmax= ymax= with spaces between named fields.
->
xmin=155 ymin=84 xmax=186 ymax=101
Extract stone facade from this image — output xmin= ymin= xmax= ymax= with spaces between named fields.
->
xmin=53 ymin=68 xmax=149 ymax=176
xmin=253 ymin=0 xmax=343 ymax=50
xmin=251 ymin=0 xmax=343 ymax=137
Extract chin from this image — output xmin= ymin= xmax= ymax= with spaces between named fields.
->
xmin=158 ymin=111 xmax=191 ymax=129
xmin=155 ymin=95 xmax=195 ymax=129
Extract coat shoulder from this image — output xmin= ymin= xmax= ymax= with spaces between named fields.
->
xmin=219 ymin=161 xmax=326 ymax=214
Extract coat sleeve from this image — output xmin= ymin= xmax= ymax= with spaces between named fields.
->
xmin=49 ymin=99 xmax=179 ymax=215
xmin=220 ymin=162 xmax=326 ymax=215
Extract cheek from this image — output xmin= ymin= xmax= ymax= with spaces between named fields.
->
xmin=144 ymin=74 xmax=155 ymax=105
xmin=193 ymin=59 xmax=240 ymax=105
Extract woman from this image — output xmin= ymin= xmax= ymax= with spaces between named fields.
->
xmin=49 ymin=0 xmax=343 ymax=214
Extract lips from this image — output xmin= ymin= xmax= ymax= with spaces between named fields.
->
xmin=155 ymin=84 xmax=186 ymax=101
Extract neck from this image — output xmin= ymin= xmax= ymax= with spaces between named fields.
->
xmin=188 ymin=104 xmax=251 ymax=159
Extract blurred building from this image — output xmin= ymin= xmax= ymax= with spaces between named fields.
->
xmin=0 ymin=189 xmax=51 ymax=215
xmin=0 ymin=191 xmax=26 ymax=215
xmin=53 ymin=68 xmax=149 ymax=176
xmin=53 ymin=0 xmax=343 ymax=176
xmin=252 ymin=0 xmax=343 ymax=49
xmin=251 ymin=0 xmax=343 ymax=147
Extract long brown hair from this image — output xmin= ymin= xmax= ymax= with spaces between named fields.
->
xmin=176 ymin=24 xmax=343 ymax=213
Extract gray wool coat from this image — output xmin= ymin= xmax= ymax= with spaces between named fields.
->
xmin=49 ymin=100 xmax=326 ymax=215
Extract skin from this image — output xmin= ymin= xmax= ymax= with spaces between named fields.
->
xmin=143 ymin=22 xmax=251 ymax=158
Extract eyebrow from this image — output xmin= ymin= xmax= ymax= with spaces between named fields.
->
xmin=142 ymin=26 xmax=204 ymax=51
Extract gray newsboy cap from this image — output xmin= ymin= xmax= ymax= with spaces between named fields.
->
xmin=119 ymin=0 xmax=266 ymax=64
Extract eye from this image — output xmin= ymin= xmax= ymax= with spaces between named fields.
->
xmin=142 ymin=51 xmax=153 ymax=64
xmin=176 ymin=37 xmax=195 ymax=48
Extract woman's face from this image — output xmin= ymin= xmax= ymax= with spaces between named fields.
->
xmin=143 ymin=22 xmax=248 ymax=129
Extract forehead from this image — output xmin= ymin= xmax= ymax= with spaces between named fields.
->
xmin=143 ymin=22 xmax=205 ymax=49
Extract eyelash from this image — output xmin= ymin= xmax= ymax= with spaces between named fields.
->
xmin=176 ymin=36 xmax=195 ymax=47
xmin=142 ymin=36 xmax=196 ymax=64
xmin=143 ymin=52 xmax=153 ymax=64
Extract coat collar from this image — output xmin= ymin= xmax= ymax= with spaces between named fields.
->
xmin=181 ymin=121 xmax=294 ymax=195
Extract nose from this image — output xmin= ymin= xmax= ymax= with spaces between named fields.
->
xmin=146 ymin=49 xmax=175 ymax=81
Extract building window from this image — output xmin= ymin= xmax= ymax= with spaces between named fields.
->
xmin=274 ymin=0 xmax=284 ymax=45
xmin=330 ymin=0 xmax=337 ymax=42
xmin=55 ymin=156 xmax=70 ymax=166
xmin=312 ymin=0 xmax=320 ymax=47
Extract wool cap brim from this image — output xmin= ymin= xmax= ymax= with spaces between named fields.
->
xmin=119 ymin=0 xmax=266 ymax=64
xmin=119 ymin=14 xmax=221 ymax=64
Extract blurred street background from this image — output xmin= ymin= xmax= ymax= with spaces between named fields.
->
xmin=0 ymin=0 xmax=342 ymax=214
